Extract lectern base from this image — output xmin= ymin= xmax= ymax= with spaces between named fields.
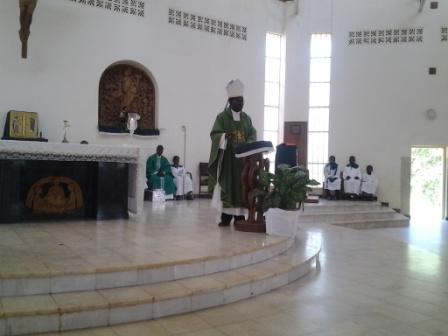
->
xmin=234 ymin=220 xmax=266 ymax=233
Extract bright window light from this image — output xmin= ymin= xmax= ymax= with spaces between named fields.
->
xmin=307 ymin=33 xmax=331 ymax=185
xmin=310 ymin=58 xmax=331 ymax=82
xmin=310 ymin=34 xmax=332 ymax=58
xmin=308 ymin=108 xmax=329 ymax=132
xmin=266 ymin=34 xmax=282 ymax=58
xmin=264 ymin=32 xmax=283 ymax=173
xmin=264 ymin=107 xmax=279 ymax=131
xmin=309 ymin=83 xmax=330 ymax=107
xmin=265 ymin=58 xmax=281 ymax=83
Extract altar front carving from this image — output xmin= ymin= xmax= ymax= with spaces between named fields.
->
xmin=26 ymin=176 xmax=84 ymax=214
xmin=0 ymin=141 xmax=144 ymax=223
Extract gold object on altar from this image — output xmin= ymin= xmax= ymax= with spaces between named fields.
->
xmin=8 ymin=111 xmax=39 ymax=139
xmin=26 ymin=176 xmax=84 ymax=214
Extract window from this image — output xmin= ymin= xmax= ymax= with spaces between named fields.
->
xmin=264 ymin=33 xmax=283 ymax=172
xmin=307 ymin=34 xmax=332 ymax=185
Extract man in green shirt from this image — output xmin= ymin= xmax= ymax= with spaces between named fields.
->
xmin=146 ymin=145 xmax=176 ymax=200
xmin=208 ymin=79 xmax=257 ymax=226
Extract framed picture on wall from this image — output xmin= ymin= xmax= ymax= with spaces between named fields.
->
xmin=3 ymin=111 xmax=39 ymax=139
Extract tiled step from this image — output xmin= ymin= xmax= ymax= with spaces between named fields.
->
xmin=303 ymin=201 xmax=384 ymax=214
xmin=299 ymin=200 xmax=409 ymax=229
xmin=0 ymin=232 xmax=321 ymax=336
xmin=298 ymin=209 xmax=399 ymax=223
xmin=0 ymin=237 xmax=294 ymax=297
xmin=329 ymin=217 xmax=409 ymax=229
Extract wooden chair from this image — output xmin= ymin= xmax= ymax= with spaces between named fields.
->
xmin=199 ymin=162 xmax=210 ymax=197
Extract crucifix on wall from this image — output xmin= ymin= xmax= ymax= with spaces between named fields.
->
xmin=19 ymin=0 xmax=38 ymax=59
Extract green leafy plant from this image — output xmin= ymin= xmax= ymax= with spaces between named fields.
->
xmin=255 ymin=164 xmax=319 ymax=211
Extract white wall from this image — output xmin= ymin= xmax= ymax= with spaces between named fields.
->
xmin=3 ymin=0 xmax=447 ymax=209
xmin=284 ymin=0 xmax=448 ymax=210
xmin=0 ymin=0 xmax=284 ymax=191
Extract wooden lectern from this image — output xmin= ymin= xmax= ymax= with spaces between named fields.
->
xmin=234 ymin=141 xmax=273 ymax=233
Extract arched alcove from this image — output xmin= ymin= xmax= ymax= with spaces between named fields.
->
xmin=98 ymin=63 xmax=159 ymax=135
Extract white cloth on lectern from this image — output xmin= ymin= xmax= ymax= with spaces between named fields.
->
xmin=343 ymin=165 xmax=361 ymax=194
xmin=361 ymin=173 xmax=378 ymax=195
xmin=171 ymin=165 xmax=193 ymax=195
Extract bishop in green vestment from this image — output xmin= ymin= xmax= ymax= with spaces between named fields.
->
xmin=146 ymin=145 xmax=176 ymax=199
xmin=208 ymin=79 xmax=257 ymax=226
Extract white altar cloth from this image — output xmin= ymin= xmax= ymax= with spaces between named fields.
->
xmin=0 ymin=140 xmax=138 ymax=163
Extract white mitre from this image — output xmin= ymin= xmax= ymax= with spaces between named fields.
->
xmin=226 ymin=79 xmax=244 ymax=98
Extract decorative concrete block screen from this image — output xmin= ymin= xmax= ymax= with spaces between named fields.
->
xmin=168 ymin=8 xmax=247 ymax=41
xmin=348 ymin=28 xmax=424 ymax=46
xmin=69 ymin=0 xmax=145 ymax=17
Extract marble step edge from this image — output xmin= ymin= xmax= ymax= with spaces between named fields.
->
xmin=330 ymin=218 xmax=410 ymax=229
xmin=304 ymin=201 xmax=382 ymax=208
xmin=298 ymin=209 xmax=397 ymax=220
xmin=298 ymin=213 xmax=401 ymax=223
xmin=0 ymin=238 xmax=321 ymax=335
xmin=0 ymin=237 xmax=295 ymax=297
xmin=302 ymin=205 xmax=387 ymax=213
xmin=299 ymin=207 xmax=396 ymax=216
xmin=328 ymin=214 xmax=409 ymax=224
xmin=306 ymin=200 xmax=381 ymax=206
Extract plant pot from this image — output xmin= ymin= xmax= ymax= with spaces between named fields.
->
xmin=265 ymin=208 xmax=298 ymax=237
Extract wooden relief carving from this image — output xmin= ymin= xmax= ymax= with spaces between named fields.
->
xmin=98 ymin=64 xmax=157 ymax=134
xmin=235 ymin=154 xmax=270 ymax=233
xmin=26 ymin=176 xmax=83 ymax=214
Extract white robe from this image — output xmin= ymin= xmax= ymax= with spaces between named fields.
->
xmin=323 ymin=164 xmax=341 ymax=191
xmin=361 ymin=173 xmax=378 ymax=195
xmin=171 ymin=165 xmax=193 ymax=196
xmin=343 ymin=165 xmax=361 ymax=194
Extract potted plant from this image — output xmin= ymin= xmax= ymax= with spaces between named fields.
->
xmin=257 ymin=164 xmax=319 ymax=236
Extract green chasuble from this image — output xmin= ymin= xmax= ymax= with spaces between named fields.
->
xmin=208 ymin=108 xmax=257 ymax=208
xmin=146 ymin=154 xmax=176 ymax=196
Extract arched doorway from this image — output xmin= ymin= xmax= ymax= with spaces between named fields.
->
xmin=98 ymin=63 xmax=159 ymax=135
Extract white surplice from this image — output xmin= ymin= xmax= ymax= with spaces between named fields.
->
xmin=343 ymin=165 xmax=362 ymax=194
xmin=361 ymin=173 xmax=378 ymax=195
xmin=323 ymin=164 xmax=341 ymax=191
xmin=171 ymin=165 xmax=193 ymax=196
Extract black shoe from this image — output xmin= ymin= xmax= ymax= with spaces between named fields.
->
xmin=186 ymin=192 xmax=194 ymax=200
xmin=219 ymin=213 xmax=232 ymax=227
xmin=175 ymin=195 xmax=182 ymax=201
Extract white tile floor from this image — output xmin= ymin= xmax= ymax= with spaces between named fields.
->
xmin=6 ymin=200 xmax=448 ymax=335
xmin=368 ymin=218 xmax=448 ymax=259
xmin=0 ymin=200 xmax=287 ymax=281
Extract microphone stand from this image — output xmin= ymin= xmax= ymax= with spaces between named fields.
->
xmin=182 ymin=125 xmax=187 ymax=197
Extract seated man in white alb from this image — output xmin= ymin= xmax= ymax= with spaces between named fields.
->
xmin=361 ymin=165 xmax=378 ymax=201
xmin=171 ymin=155 xmax=193 ymax=200
xmin=323 ymin=155 xmax=341 ymax=200
xmin=343 ymin=155 xmax=361 ymax=199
